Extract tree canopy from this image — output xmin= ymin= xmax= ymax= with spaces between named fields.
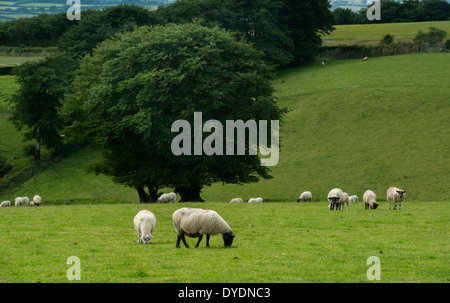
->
xmin=60 ymin=23 xmax=286 ymax=202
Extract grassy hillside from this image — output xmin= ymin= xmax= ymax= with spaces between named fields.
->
xmin=0 ymin=52 xmax=448 ymax=203
xmin=322 ymin=20 xmax=450 ymax=45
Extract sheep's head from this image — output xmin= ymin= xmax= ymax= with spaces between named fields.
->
xmin=223 ymin=231 xmax=235 ymax=247
xmin=396 ymin=190 xmax=405 ymax=199
xmin=141 ymin=233 xmax=154 ymax=244
xmin=372 ymin=202 xmax=379 ymax=209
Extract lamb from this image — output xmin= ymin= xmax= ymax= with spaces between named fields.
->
xmin=248 ymin=197 xmax=263 ymax=203
xmin=327 ymin=188 xmax=344 ymax=210
xmin=1 ymin=200 xmax=11 ymax=207
xmin=33 ymin=195 xmax=41 ymax=206
xmin=14 ymin=197 xmax=25 ymax=207
xmin=229 ymin=198 xmax=243 ymax=203
xmin=363 ymin=56 xmax=368 ymax=61
xmin=387 ymin=187 xmax=406 ymax=210
xmin=133 ymin=210 xmax=156 ymax=244
xmin=23 ymin=197 xmax=30 ymax=206
xmin=363 ymin=190 xmax=378 ymax=209
xmin=157 ymin=192 xmax=176 ymax=203
xmin=297 ymin=191 xmax=312 ymax=202
xmin=349 ymin=195 xmax=359 ymax=203
xmin=341 ymin=192 xmax=350 ymax=210
xmin=172 ymin=207 xmax=235 ymax=248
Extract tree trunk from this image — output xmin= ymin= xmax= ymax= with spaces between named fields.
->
xmin=137 ymin=186 xmax=149 ymax=203
xmin=148 ymin=185 xmax=159 ymax=203
xmin=176 ymin=186 xmax=204 ymax=202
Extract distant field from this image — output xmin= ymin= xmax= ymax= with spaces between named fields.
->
xmin=0 ymin=202 xmax=447 ymax=282
xmin=0 ymin=56 xmax=43 ymax=67
xmin=323 ymin=21 xmax=450 ymax=45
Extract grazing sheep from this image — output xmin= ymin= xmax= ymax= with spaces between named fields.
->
xmin=321 ymin=61 xmax=326 ymax=66
xmin=387 ymin=187 xmax=406 ymax=210
xmin=1 ymin=200 xmax=11 ymax=207
xmin=341 ymin=192 xmax=350 ymax=210
xmin=229 ymin=198 xmax=243 ymax=203
xmin=248 ymin=197 xmax=263 ymax=203
xmin=14 ymin=197 xmax=25 ymax=207
xmin=157 ymin=192 xmax=176 ymax=203
xmin=33 ymin=195 xmax=41 ymax=206
xmin=327 ymin=188 xmax=344 ymax=211
xmin=349 ymin=195 xmax=359 ymax=203
xmin=172 ymin=208 xmax=235 ymax=248
xmin=297 ymin=191 xmax=312 ymax=202
xmin=134 ymin=210 xmax=156 ymax=244
xmin=363 ymin=56 xmax=368 ymax=61
xmin=363 ymin=190 xmax=378 ymax=210
xmin=23 ymin=197 xmax=30 ymax=206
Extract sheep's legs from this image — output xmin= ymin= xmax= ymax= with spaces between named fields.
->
xmin=195 ymin=235 xmax=203 ymax=248
xmin=138 ymin=232 xmax=141 ymax=243
xmin=206 ymin=235 xmax=210 ymax=248
xmin=176 ymin=234 xmax=190 ymax=248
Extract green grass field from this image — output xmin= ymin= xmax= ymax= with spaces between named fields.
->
xmin=0 ymin=202 xmax=447 ymax=282
xmin=323 ymin=20 xmax=450 ymax=45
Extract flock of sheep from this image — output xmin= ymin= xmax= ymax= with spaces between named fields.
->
xmin=0 ymin=195 xmax=41 ymax=207
xmin=1 ymin=187 xmax=405 ymax=248
xmin=134 ymin=207 xmax=235 ymax=248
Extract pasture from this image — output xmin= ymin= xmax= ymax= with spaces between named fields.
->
xmin=322 ymin=20 xmax=450 ymax=45
xmin=0 ymin=201 xmax=447 ymax=282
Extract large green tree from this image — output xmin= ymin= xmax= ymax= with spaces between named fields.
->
xmin=60 ymin=23 xmax=286 ymax=202
xmin=10 ymin=53 xmax=77 ymax=159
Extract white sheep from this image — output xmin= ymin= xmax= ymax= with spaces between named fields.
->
xmin=321 ymin=61 xmax=326 ymax=66
xmin=1 ymin=200 xmax=11 ymax=207
xmin=133 ymin=210 xmax=156 ymax=244
xmin=349 ymin=195 xmax=359 ymax=203
xmin=33 ymin=195 xmax=41 ymax=206
xmin=327 ymin=188 xmax=344 ymax=210
xmin=157 ymin=192 xmax=176 ymax=203
xmin=14 ymin=197 xmax=25 ymax=207
xmin=248 ymin=197 xmax=263 ymax=203
xmin=363 ymin=190 xmax=378 ymax=209
xmin=363 ymin=56 xmax=368 ymax=61
xmin=172 ymin=207 xmax=235 ymax=248
xmin=297 ymin=191 xmax=312 ymax=202
xmin=229 ymin=198 xmax=243 ymax=203
xmin=387 ymin=187 xmax=406 ymax=210
xmin=23 ymin=197 xmax=30 ymax=206
xmin=341 ymin=192 xmax=350 ymax=210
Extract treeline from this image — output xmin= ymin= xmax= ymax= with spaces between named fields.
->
xmin=0 ymin=0 xmax=334 ymax=68
xmin=333 ymin=0 xmax=450 ymax=25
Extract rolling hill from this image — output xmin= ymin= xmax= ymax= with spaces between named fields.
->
xmin=0 ymin=51 xmax=448 ymax=203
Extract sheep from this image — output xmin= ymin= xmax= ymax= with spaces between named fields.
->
xmin=387 ymin=187 xmax=406 ymax=210
xmin=341 ymin=192 xmax=350 ymax=210
xmin=248 ymin=197 xmax=263 ymax=203
xmin=14 ymin=197 xmax=25 ymax=207
xmin=297 ymin=191 xmax=312 ymax=202
xmin=349 ymin=195 xmax=359 ymax=203
xmin=327 ymin=188 xmax=344 ymax=211
xmin=229 ymin=198 xmax=243 ymax=203
xmin=157 ymin=192 xmax=176 ymax=203
xmin=23 ymin=197 xmax=30 ymax=206
xmin=363 ymin=190 xmax=378 ymax=209
xmin=172 ymin=207 xmax=235 ymax=248
xmin=133 ymin=210 xmax=156 ymax=244
xmin=1 ymin=200 xmax=11 ymax=207
xmin=321 ymin=61 xmax=326 ymax=66
xmin=33 ymin=195 xmax=41 ymax=206
xmin=363 ymin=56 xmax=368 ymax=61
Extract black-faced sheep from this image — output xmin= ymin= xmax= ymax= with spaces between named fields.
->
xmin=363 ymin=190 xmax=378 ymax=209
xmin=327 ymin=188 xmax=344 ymax=210
xmin=387 ymin=187 xmax=406 ymax=210
xmin=172 ymin=208 xmax=235 ymax=248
